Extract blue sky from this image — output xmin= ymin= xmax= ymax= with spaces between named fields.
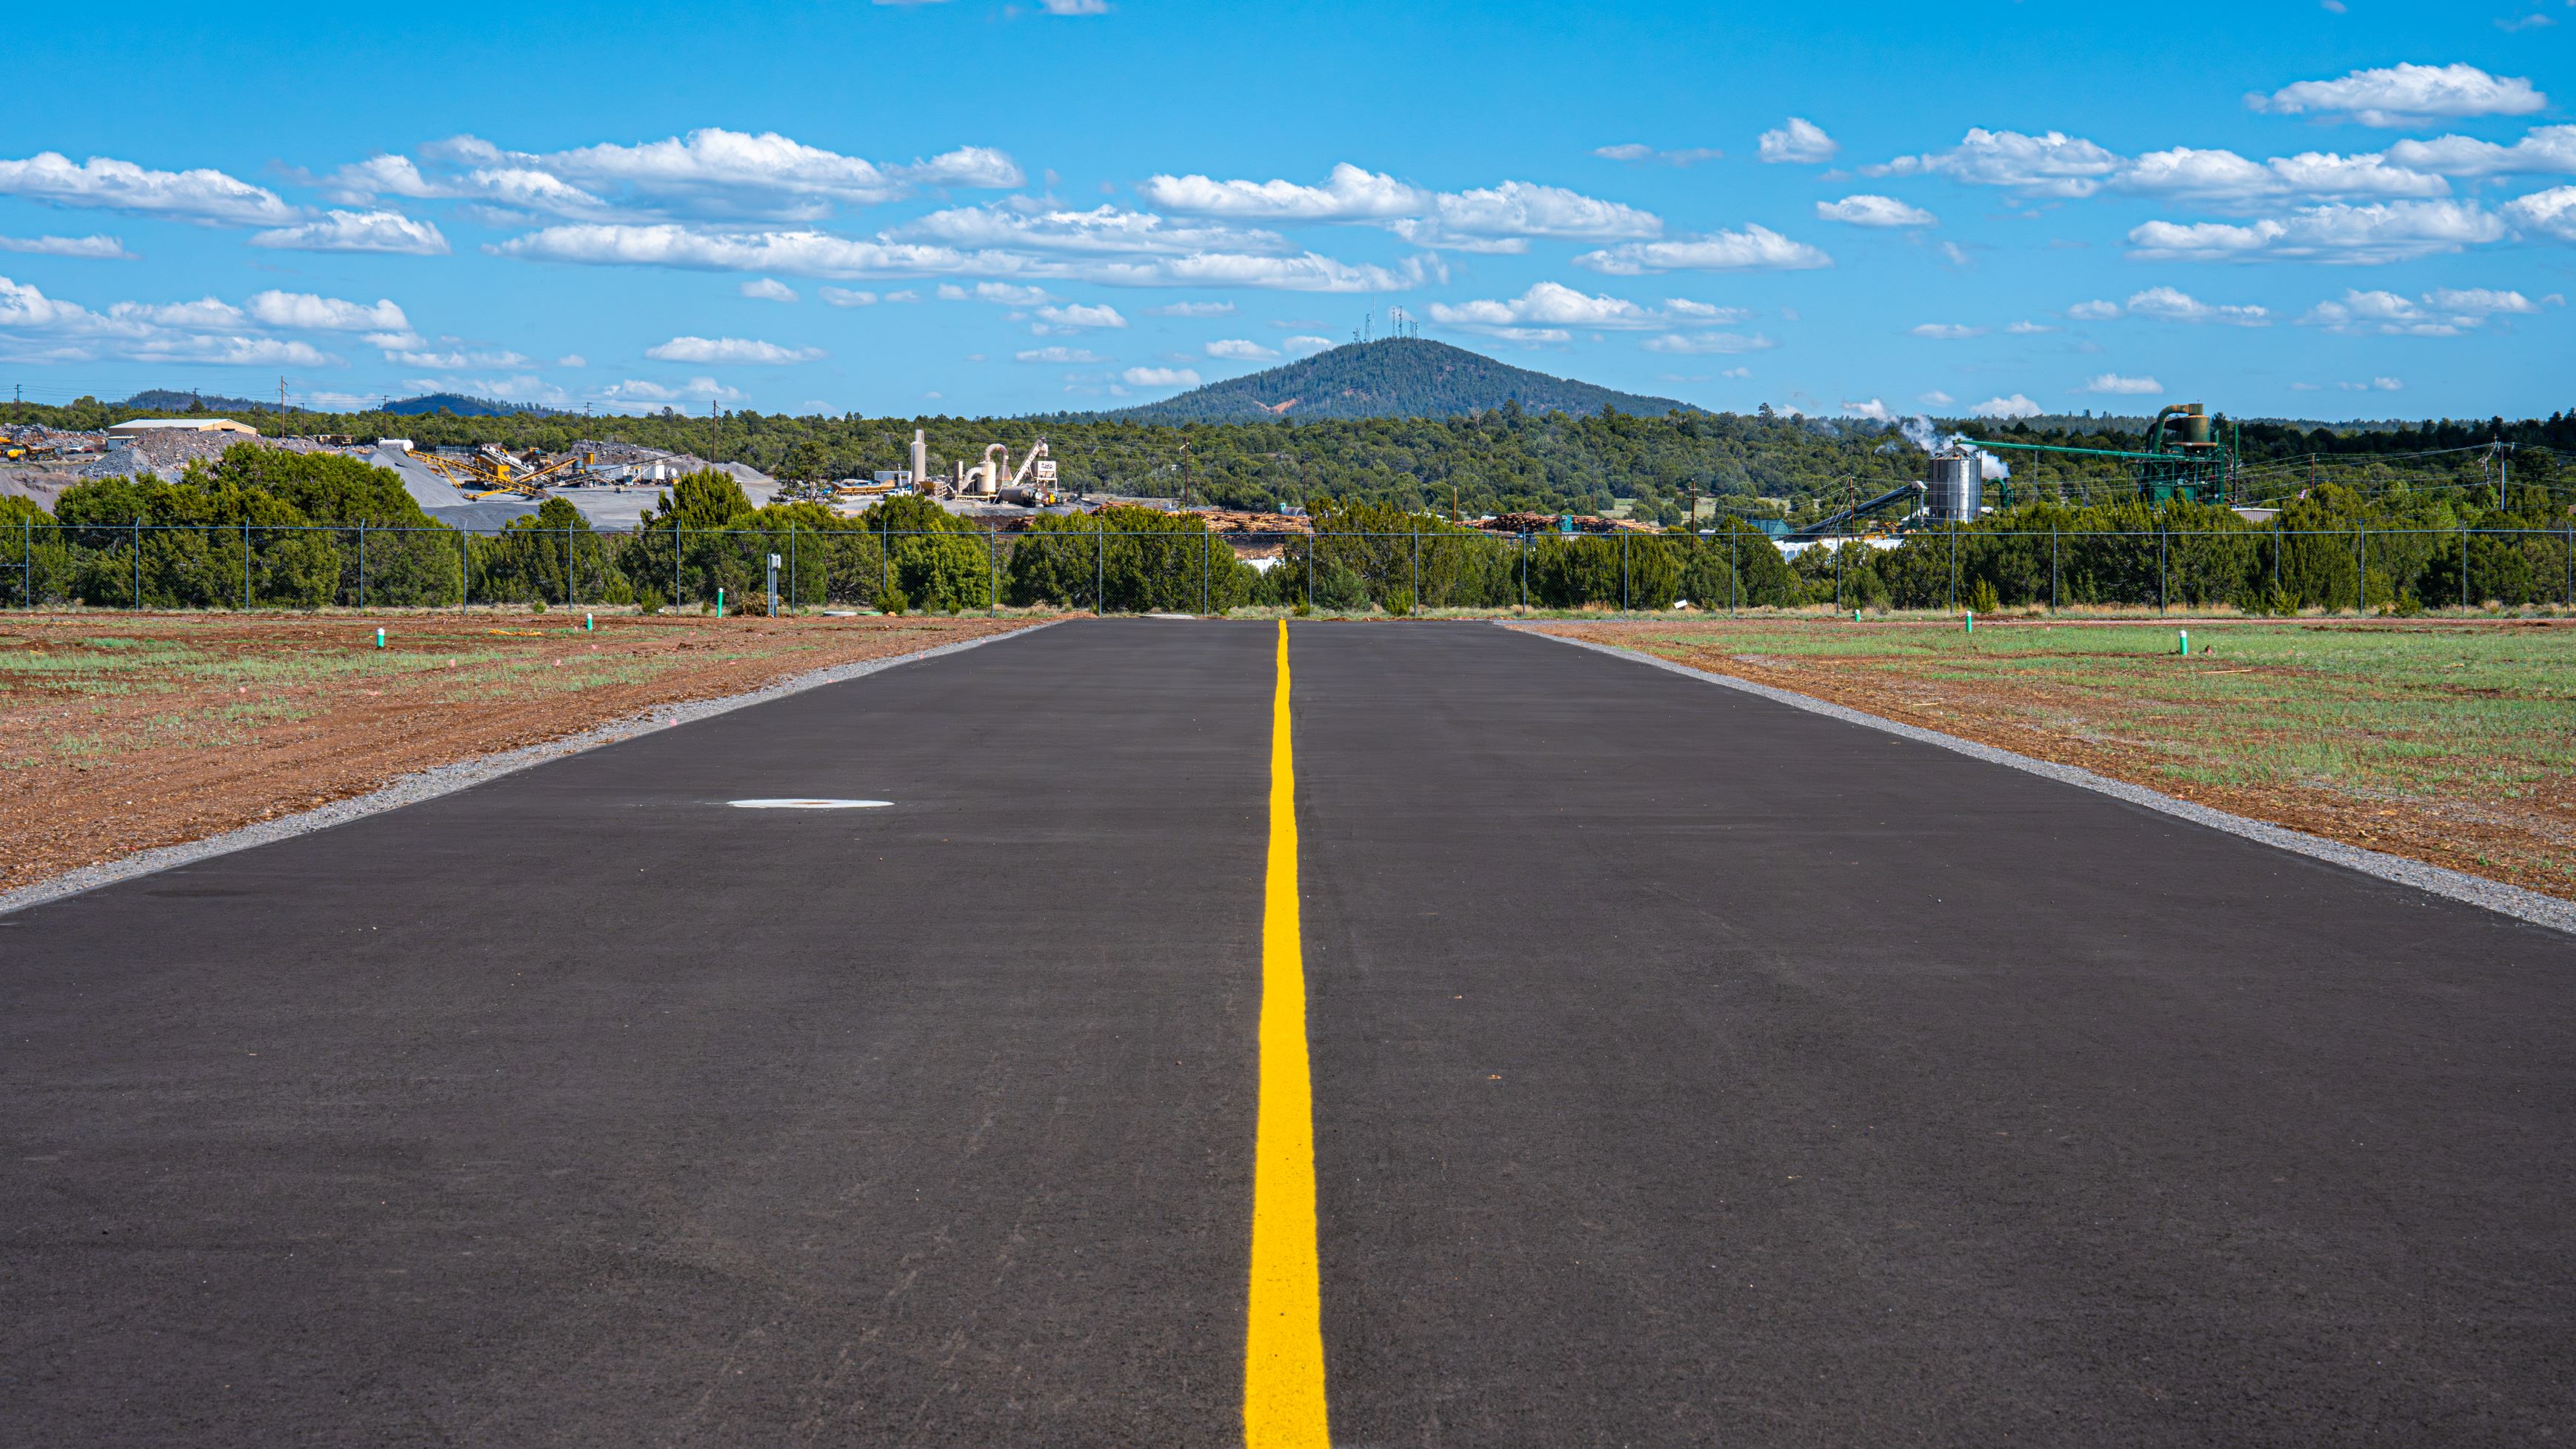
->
xmin=1 ymin=0 xmax=2569 ymax=421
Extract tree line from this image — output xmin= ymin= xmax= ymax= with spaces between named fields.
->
xmin=12 ymin=395 xmax=2572 ymax=526
xmin=1 ymin=445 xmax=2569 ymax=615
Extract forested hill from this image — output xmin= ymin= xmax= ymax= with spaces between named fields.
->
xmin=1092 ymin=338 xmax=1695 ymax=423
xmin=381 ymin=392 xmax=562 ymax=417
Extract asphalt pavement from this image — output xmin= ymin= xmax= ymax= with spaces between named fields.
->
xmin=5 ymin=619 xmax=2572 ymax=1446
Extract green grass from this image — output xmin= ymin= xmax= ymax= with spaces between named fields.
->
xmin=1609 ymin=619 xmax=2576 ymax=808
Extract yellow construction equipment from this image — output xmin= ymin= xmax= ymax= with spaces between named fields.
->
xmin=416 ymin=445 xmax=582 ymax=499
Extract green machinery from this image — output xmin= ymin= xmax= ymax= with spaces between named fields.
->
xmin=1969 ymin=403 xmax=2239 ymax=506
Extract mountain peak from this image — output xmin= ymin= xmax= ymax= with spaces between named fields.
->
xmin=1101 ymin=338 xmax=1694 ymax=423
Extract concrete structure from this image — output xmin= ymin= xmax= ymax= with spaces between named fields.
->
xmin=109 ymin=418 xmax=259 ymax=437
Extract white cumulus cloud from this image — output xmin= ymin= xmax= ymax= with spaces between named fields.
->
xmin=1971 ymin=394 xmax=2043 ymax=419
xmin=1758 ymin=118 xmax=1838 ymax=164
xmin=904 ymin=204 xmax=1289 ymax=257
xmin=2079 ymin=373 xmax=2163 ymax=395
xmin=741 ymin=278 xmax=798 ymax=301
xmin=2502 ymin=184 xmax=2576 ymax=241
xmin=488 ymin=221 xmax=1429 ymax=292
xmin=0 ymin=152 xmax=295 ymax=226
xmin=1122 ymin=366 xmax=1199 ymax=388
xmin=1016 ymin=346 xmax=1108 ymax=363
xmin=1867 ymin=129 xmax=2123 ymax=198
xmin=2123 ymin=286 xmax=2270 ymax=326
xmin=247 ymin=291 xmax=409 ymax=332
xmin=599 ymin=376 xmax=747 ymax=404
xmin=2126 ymin=200 xmax=2504 ymax=263
xmin=2301 ymin=286 xmax=2540 ymax=335
xmin=1639 ymin=332 xmax=1775 ymax=354
xmin=939 ymin=280 xmax=1052 ymax=304
xmin=2116 ymin=147 xmax=2446 ymax=205
xmin=645 ymin=335 xmax=824 ymax=364
xmin=1909 ymin=323 xmax=1984 ymax=339
xmin=1593 ymin=144 xmax=1724 ymax=167
xmin=1140 ymin=162 xmax=1423 ymax=221
xmin=251 ymin=210 xmax=449 ymax=255
xmin=2248 ymin=63 xmax=2546 ymax=127
xmin=2387 ymin=124 xmax=2576 ymax=177
xmin=0 ymin=233 xmax=130 ymax=258
xmin=1031 ymin=301 xmax=1127 ymax=330
xmin=1147 ymin=300 xmax=1235 ymax=317
xmin=1573 ymin=225 xmax=1830 ymax=274
xmin=1815 ymin=194 xmax=1935 ymax=228
xmin=1422 ymin=180 xmax=1661 ymax=241
xmin=1205 ymin=338 xmax=1278 ymax=361
xmin=820 ymin=287 xmax=878 ymax=306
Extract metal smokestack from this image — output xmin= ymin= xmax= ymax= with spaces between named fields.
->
xmin=910 ymin=429 xmax=927 ymax=489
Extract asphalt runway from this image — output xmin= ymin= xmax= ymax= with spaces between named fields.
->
xmin=6 ymin=620 xmax=2572 ymax=1445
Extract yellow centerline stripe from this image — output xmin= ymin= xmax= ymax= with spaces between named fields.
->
xmin=1245 ymin=619 xmax=1330 ymax=1448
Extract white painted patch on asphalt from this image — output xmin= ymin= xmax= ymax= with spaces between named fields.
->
xmin=728 ymin=799 xmax=892 ymax=809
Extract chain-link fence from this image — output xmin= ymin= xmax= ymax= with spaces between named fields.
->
xmin=4 ymin=518 xmax=2572 ymax=615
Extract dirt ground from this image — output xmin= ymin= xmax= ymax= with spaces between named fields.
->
xmin=1 ymin=609 xmax=1039 ymax=894
xmin=1543 ymin=618 xmax=2576 ymax=900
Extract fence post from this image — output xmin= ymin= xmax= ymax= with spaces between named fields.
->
xmin=241 ymin=519 xmax=250 ymax=611
xmin=21 ymin=516 xmax=29 ymax=609
xmin=674 ymin=524 xmax=684 ymax=609
xmin=567 ymin=524 xmax=575 ymax=610
xmin=133 ymin=518 xmax=141 ymax=611
xmin=2157 ymin=526 xmax=2166 ymax=615
xmin=1202 ymin=529 xmax=1210 ymax=615
xmin=358 ymin=522 xmax=366 ymax=609
xmin=460 ymin=526 xmax=468 ymax=615
xmin=2272 ymin=518 xmax=2280 ymax=603
xmin=1949 ymin=524 xmax=1959 ymax=612
xmin=786 ymin=524 xmax=794 ymax=616
xmin=987 ymin=524 xmax=997 ymax=617
xmin=1095 ymin=517 xmax=1104 ymax=615
xmin=1410 ymin=526 xmax=1419 ymax=612
xmin=2050 ymin=524 xmax=2059 ymax=612
xmin=1621 ymin=529 xmax=1630 ymax=615
xmin=2355 ymin=523 xmax=2365 ymax=615
xmin=1729 ymin=528 xmax=1738 ymax=616
xmin=2461 ymin=523 xmax=2470 ymax=612
xmin=1306 ymin=526 xmax=1315 ymax=612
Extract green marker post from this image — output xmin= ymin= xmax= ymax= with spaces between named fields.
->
xmin=716 ymin=588 xmax=725 ymax=619
xmin=1965 ymin=610 xmax=1974 ymax=635
xmin=374 ymin=626 xmax=384 ymax=649
xmin=2178 ymin=629 xmax=2189 ymax=655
